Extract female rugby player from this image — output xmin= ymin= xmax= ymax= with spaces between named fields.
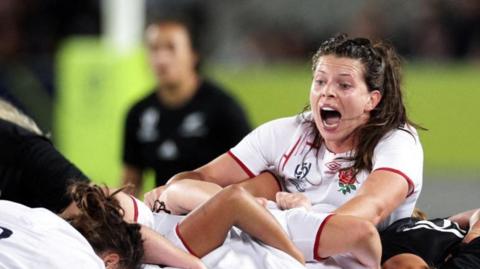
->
xmin=145 ymin=34 xmax=424 ymax=267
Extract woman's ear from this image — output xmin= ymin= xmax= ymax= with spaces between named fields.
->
xmin=365 ymin=90 xmax=382 ymax=112
xmin=101 ymin=252 xmax=121 ymax=269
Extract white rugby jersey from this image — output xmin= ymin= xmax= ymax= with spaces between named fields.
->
xmin=0 ymin=200 xmax=104 ymax=269
xmin=229 ymin=114 xmax=423 ymax=229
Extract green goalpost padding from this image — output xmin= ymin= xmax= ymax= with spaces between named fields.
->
xmin=55 ymin=37 xmax=155 ymax=190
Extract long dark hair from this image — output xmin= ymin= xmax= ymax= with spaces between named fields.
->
xmin=68 ymin=182 xmax=144 ymax=269
xmin=308 ymin=33 xmax=424 ymax=172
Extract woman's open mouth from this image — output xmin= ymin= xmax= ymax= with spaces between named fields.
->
xmin=320 ymin=107 xmax=342 ymax=129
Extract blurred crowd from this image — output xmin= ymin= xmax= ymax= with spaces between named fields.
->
xmin=1 ymin=0 xmax=479 ymax=131
xmin=0 ymin=0 xmax=100 ymax=131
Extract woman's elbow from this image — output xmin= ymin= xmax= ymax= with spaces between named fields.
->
xmin=366 ymin=197 xmax=390 ymax=225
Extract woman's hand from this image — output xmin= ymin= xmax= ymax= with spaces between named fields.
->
xmin=255 ymin=197 xmax=269 ymax=207
xmin=144 ymin=185 xmax=168 ymax=209
xmin=275 ymin=192 xmax=312 ymax=210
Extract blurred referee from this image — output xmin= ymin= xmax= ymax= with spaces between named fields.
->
xmin=122 ymin=7 xmax=251 ymax=195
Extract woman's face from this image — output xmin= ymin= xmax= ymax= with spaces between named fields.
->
xmin=146 ymin=22 xmax=198 ymax=88
xmin=310 ymin=55 xmax=381 ymax=153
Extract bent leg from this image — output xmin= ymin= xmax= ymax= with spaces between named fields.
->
xmin=316 ymin=214 xmax=381 ymax=269
xmin=177 ymin=185 xmax=304 ymax=264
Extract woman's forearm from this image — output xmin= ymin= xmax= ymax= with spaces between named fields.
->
xmin=141 ymin=226 xmax=206 ymax=269
xmin=334 ymin=194 xmax=385 ymax=225
xmin=449 ymin=208 xmax=479 ymax=229
xmin=334 ymin=170 xmax=409 ymax=225
xmin=161 ymin=172 xmax=281 ymax=214
xmin=161 ymin=180 xmax=222 ymax=214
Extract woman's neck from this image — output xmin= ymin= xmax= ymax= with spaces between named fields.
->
xmin=157 ymin=74 xmax=199 ymax=108
xmin=324 ymin=136 xmax=355 ymax=154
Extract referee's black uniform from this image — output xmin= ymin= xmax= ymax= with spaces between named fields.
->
xmin=123 ymin=79 xmax=251 ymax=186
xmin=381 ymin=217 xmax=480 ymax=269
xmin=0 ymin=119 xmax=88 ymax=213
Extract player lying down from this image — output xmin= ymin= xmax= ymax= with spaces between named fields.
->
xmin=60 ymin=179 xmax=382 ymax=269
xmin=380 ymin=208 xmax=480 ymax=269
xmin=0 ymin=184 xmax=144 ymax=269
xmin=2 ymin=181 xmax=296 ymax=269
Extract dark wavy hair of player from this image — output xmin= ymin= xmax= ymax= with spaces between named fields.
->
xmin=68 ymin=182 xmax=144 ymax=269
xmin=305 ymin=33 xmax=425 ymax=173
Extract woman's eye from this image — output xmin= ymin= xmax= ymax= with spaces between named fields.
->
xmin=316 ymin=80 xmax=326 ymax=86
xmin=339 ymin=83 xmax=351 ymax=89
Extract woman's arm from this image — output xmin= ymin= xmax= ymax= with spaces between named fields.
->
xmin=334 ymin=170 xmax=410 ymax=225
xmin=144 ymin=153 xmax=250 ymax=208
xmin=160 ymin=172 xmax=281 ymax=214
xmin=160 ymin=180 xmax=222 ymax=214
xmin=141 ymin=226 xmax=206 ymax=269
xmin=449 ymin=208 xmax=480 ymax=230
xmin=273 ymin=170 xmax=409 ymax=223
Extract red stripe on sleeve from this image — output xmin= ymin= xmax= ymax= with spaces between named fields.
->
xmin=374 ymin=167 xmax=415 ymax=197
xmin=227 ymin=150 xmax=255 ymax=178
xmin=175 ymin=224 xmax=200 ymax=257
xmin=129 ymin=195 xmax=139 ymax=223
xmin=313 ymin=213 xmax=336 ymax=261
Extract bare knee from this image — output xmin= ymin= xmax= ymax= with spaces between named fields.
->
xmin=354 ymin=219 xmax=378 ymax=244
xmin=222 ymin=185 xmax=250 ymax=203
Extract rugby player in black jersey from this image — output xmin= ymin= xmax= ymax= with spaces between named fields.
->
xmin=122 ymin=16 xmax=250 ymax=195
xmin=381 ymin=208 xmax=480 ymax=269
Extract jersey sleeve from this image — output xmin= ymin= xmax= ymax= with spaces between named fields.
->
xmin=372 ymin=127 xmax=423 ymax=196
xmin=122 ymin=107 xmax=144 ymax=169
xmin=129 ymin=196 xmax=154 ymax=228
xmin=229 ymin=117 xmax=292 ymax=177
xmin=18 ymin=134 xmax=89 ymax=213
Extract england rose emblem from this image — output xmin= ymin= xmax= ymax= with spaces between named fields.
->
xmin=338 ymin=168 xmax=357 ymax=194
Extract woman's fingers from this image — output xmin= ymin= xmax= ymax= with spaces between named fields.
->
xmin=276 ymin=192 xmax=311 ymax=210
xmin=144 ymin=185 xmax=167 ymax=209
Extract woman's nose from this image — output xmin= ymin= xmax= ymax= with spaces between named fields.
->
xmin=321 ymin=83 xmax=336 ymax=98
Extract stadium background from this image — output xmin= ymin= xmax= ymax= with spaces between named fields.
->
xmin=2 ymin=0 xmax=479 ymax=217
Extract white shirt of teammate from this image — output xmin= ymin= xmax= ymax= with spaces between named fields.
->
xmin=229 ymin=113 xmax=423 ymax=229
xmin=0 ymin=200 xmax=105 ymax=269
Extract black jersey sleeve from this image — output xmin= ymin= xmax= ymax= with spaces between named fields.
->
xmin=0 ymin=120 xmax=88 ymax=213
xmin=122 ymin=106 xmax=144 ymax=169
xmin=19 ymin=134 xmax=89 ymax=212
xmin=440 ymin=238 xmax=480 ymax=269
